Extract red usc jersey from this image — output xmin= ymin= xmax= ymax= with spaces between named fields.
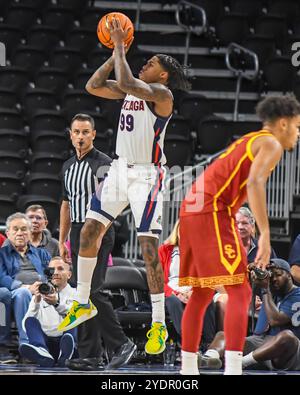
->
xmin=181 ymin=130 xmax=274 ymax=217
xmin=178 ymin=129 xmax=275 ymax=287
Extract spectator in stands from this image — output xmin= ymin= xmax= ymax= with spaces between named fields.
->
xmin=112 ymin=214 xmax=130 ymax=258
xmin=288 ymin=234 xmax=300 ymax=285
xmin=159 ymin=220 xmax=216 ymax=350
xmin=25 ymin=205 xmax=60 ymax=258
xmin=0 ymin=213 xmax=51 ymax=345
xmin=200 ymin=259 xmax=300 ymax=371
xmin=59 ymin=113 xmax=136 ymax=370
xmin=237 ymin=206 xmax=277 ymax=263
xmin=0 ymin=233 xmax=6 ymax=247
xmin=19 ymin=257 xmax=76 ymax=367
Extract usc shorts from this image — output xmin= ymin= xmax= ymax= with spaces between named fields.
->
xmin=86 ymin=158 xmax=165 ymax=238
xmin=179 ymin=209 xmax=248 ymax=288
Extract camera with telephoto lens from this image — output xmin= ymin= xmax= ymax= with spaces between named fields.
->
xmin=250 ymin=266 xmax=272 ymax=280
xmin=38 ymin=267 xmax=56 ymax=295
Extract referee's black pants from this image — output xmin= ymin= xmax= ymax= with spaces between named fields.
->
xmin=70 ymin=223 xmax=127 ymax=359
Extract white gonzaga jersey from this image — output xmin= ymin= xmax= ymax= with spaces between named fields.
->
xmin=115 ymin=94 xmax=172 ymax=165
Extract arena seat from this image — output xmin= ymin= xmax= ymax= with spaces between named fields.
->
xmin=132 ymin=259 xmax=146 ymax=269
xmin=0 ymin=129 xmax=28 ymax=156
xmin=103 ymin=266 xmax=152 ymax=339
xmin=0 ymin=25 xmax=23 ymax=57
xmin=255 ymin=15 xmax=288 ymax=49
xmin=164 ymin=134 xmax=193 ymax=168
xmin=166 ymin=115 xmax=192 ymax=139
xmin=112 ymin=257 xmax=135 ymax=267
xmin=30 ymin=152 xmax=65 ymax=174
xmin=25 ymin=173 xmax=62 ymax=200
xmin=178 ymin=94 xmax=214 ymax=131
xmin=0 ymin=89 xmax=18 ymax=110
xmin=29 ymin=109 xmax=66 ymax=132
xmin=26 ymin=25 xmax=60 ymax=52
xmin=41 ymin=6 xmax=75 ymax=33
xmin=12 ymin=0 xmax=50 ymax=9
xmin=229 ymin=0 xmax=265 ymax=23
xmin=242 ymin=34 xmax=277 ymax=68
xmin=0 ymin=172 xmax=24 ymax=201
xmin=0 ymin=67 xmax=28 ymax=98
xmin=267 ymin=0 xmax=300 ymax=25
xmin=0 ymin=195 xmax=18 ymax=225
xmin=65 ymin=28 xmax=98 ymax=57
xmin=30 ymin=130 xmax=70 ymax=156
xmin=12 ymin=46 xmax=46 ymax=78
xmin=215 ymin=13 xmax=250 ymax=46
xmin=63 ymin=89 xmax=101 ymax=122
xmin=197 ymin=117 xmax=231 ymax=154
xmin=263 ymin=56 xmax=296 ymax=92
xmin=4 ymin=4 xmax=38 ymax=32
xmin=87 ymin=48 xmax=112 ymax=70
xmin=35 ymin=67 xmax=68 ymax=94
xmin=23 ymin=89 xmax=57 ymax=118
xmin=50 ymin=48 xmax=83 ymax=76
xmin=0 ymin=150 xmax=27 ymax=178
xmin=56 ymin=0 xmax=87 ymax=17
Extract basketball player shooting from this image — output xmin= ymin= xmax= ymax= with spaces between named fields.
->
xmin=58 ymin=16 xmax=190 ymax=355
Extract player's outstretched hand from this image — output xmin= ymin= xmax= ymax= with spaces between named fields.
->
xmin=254 ymin=232 xmax=271 ymax=270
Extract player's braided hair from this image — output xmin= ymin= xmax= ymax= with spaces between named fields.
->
xmin=256 ymin=93 xmax=300 ymax=122
xmin=156 ymin=54 xmax=191 ymax=91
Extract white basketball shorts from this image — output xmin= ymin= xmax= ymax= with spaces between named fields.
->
xmin=86 ymin=158 xmax=165 ymax=238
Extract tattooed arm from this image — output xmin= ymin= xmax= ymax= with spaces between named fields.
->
xmin=85 ymin=56 xmax=126 ymax=99
xmin=114 ymin=43 xmax=172 ymax=102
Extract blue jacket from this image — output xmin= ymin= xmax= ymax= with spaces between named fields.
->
xmin=247 ymin=237 xmax=277 ymax=263
xmin=0 ymin=242 xmax=51 ymax=290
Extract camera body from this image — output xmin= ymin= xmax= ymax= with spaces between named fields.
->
xmin=38 ymin=267 xmax=56 ymax=295
xmin=250 ymin=266 xmax=272 ymax=280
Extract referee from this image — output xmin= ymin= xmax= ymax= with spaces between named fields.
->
xmin=59 ymin=113 xmax=136 ymax=370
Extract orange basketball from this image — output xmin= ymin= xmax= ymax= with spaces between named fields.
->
xmin=97 ymin=12 xmax=134 ymax=49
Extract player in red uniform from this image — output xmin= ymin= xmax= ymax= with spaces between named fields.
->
xmin=179 ymin=94 xmax=300 ymax=375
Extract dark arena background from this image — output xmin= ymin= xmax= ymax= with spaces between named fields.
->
xmin=0 ymin=0 xmax=300 ymax=379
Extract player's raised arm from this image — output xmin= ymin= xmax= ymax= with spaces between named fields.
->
xmin=85 ymin=56 xmax=126 ymax=100
xmin=247 ymin=136 xmax=283 ymax=270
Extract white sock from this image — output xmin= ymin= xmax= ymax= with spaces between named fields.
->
xmin=242 ymin=352 xmax=257 ymax=368
xmin=150 ymin=293 xmax=165 ymax=325
xmin=224 ymin=350 xmax=243 ymax=375
xmin=75 ymin=256 xmax=97 ymax=304
xmin=180 ymin=351 xmax=200 ymax=375
xmin=204 ymin=349 xmax=220 ymax=359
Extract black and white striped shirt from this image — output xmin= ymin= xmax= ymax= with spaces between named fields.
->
xmin=62 ymin=148 xmax=112 ymax=223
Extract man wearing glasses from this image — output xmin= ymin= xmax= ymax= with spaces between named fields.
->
xmin=25 ymin=205 xmax=59 ymax=258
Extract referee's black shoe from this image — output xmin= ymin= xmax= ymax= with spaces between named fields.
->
xmin=65 ymin=357 xmax=105 ymax=371
xmin=106 ymin=339 xmax=137 ymax=370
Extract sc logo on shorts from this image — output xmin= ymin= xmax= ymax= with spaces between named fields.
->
xmin=224 ymin=244 xmax=236 ymax=259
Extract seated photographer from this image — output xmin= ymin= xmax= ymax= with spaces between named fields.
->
xmin=0 ymin=213 xmax=51 ymax=345
xmin=199 ymin=258 xmax=300 ymax=371
xmin=19 ymin=257 xmax=77 ymax=367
